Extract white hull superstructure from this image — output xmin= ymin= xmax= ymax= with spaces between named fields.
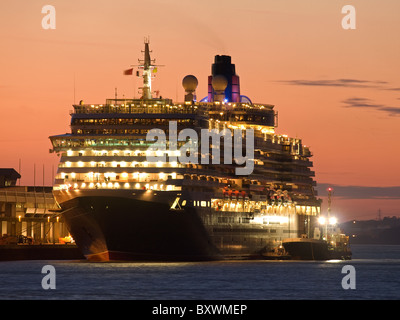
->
xmin=49 ymin=40 xmax=325 ymax=261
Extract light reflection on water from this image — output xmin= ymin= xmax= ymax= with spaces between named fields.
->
xmin=0 ymin=245 xmax=400 ymax=300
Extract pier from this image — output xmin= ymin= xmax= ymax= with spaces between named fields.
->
xmin=0 ymin=169 xmax=84 ymax=260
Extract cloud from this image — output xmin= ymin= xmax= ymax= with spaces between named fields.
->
xmin=277 ymin=77 xmax=400 ymax=116
xmin=342 ymin=97 xmax=386 ymax=109
xmin=317 ymin=183 xmax=400 ymax=200
xmin=278 ymin=79 xmax=387 ymax=89
xmin=342 ymin=97 xmax=400 ymax=116
xmin=378 ymin=106 xmax=400 ymax=115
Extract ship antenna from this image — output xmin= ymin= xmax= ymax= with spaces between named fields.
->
xmin=139 ymin=37 xmax=154 ymax=100
xmin=325 ymin=187 xmax=333 ymax=240
xmin=131 ymin=37 xmax=164 ymax=100
xmin=327 ymin=187 xmax=332 ymax=221
xmin=125 ymin=38 xmax=164 ymax=100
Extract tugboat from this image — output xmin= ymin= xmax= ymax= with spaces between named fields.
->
xmin=282 ymin=188 xmax=352 ymax=260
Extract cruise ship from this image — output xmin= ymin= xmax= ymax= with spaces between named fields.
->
xmin=49 ymin=40 xmax=349 ymax=261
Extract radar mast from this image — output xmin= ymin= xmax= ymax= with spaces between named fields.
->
xmin=138 ymin=37 xmax=156 ymax=100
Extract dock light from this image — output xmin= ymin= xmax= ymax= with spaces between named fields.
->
xmin=329 ymin=217 xmax=337 ymax=225
xmin=318 ymin=217 xmax=326 ymax=225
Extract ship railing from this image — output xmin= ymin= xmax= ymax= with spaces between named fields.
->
xmin=54 ymin=182 xmax=183 ymax=192
xmin=71 ymin=103 xmax=204 ymax=115
xmin=70 ymin=101 xmax=274 ymax=115
xmin=205 ymin=103 xmax=274 ymax=112
xmin=210 ymin=199 xmax=296 ymax=215
xmin=181 ymin=179 xmax=220 ymax=187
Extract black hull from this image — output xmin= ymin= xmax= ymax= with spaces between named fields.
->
xmin=55 ymin=189 xmax=308 ymax=261
xmin=283 ymin=239 xmax=352 ymax=261
xmin=59 ymin=193 xmax=221 ymax=261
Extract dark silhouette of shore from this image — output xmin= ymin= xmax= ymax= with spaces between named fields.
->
xmin=340 ymin=216 xmax=400 ymax=245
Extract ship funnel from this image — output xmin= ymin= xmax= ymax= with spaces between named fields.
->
xmin=182 ymin=75 xmax=198 ymax=102
xmin=211 ymin=75 xmax=228 ymax=102
xmin=208 ymin=55 xmax=240 ymax=103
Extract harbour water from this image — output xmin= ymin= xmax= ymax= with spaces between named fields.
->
xmin=0 ymin=244 xmax=399 ymax=300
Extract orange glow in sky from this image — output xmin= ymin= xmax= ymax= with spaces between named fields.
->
xmin=1 ymin=1 xmax=399 ymax=220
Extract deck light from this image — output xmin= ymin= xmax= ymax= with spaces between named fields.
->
xmin=329 ymin=217 xmax=337 ymax=225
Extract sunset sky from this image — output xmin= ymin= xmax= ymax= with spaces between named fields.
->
xmin=1 ymin=0 xmax=399 ymax=221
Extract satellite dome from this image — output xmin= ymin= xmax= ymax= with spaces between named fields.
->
xmin=182 ymin=75 xmax=198 ymax=92
xmin=212 ymin=75 xmax=228 ymax=91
